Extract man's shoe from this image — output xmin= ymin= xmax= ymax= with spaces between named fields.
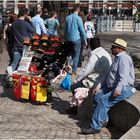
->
xmin=102 ymin=120 xmax=108 ymax=128
xmin=78 ymin=63 xmax=82 ymax=67
xmin=6 ymin=66 xmax=13 ymax=76
xmin=81 ymin=127 xmax=100 ymax=135
xmin=65 ymin=106 xmax=77 ymax=114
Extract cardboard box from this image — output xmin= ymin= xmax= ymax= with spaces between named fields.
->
xmin=21 ymin=76 xmax=31 ymax=99
xmin=36 ymin=77 xmax=47 ymax=102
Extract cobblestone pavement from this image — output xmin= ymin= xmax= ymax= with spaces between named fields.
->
xmin=0 ymin=81 xmax=123 ymax=139
xmin=0 ymin=31 xmax=140 ymax=139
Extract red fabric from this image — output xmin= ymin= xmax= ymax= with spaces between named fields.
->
xmin=12 ymin=74 xmax=21 ymax=100
xmin=30 ymin=77 xmax=38 ymax=102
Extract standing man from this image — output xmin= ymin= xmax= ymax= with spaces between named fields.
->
xmin=81 ymin=38 xmax=136 ymax=134
xmin=32 ymin=9 xmax=47 ymax=35
xmin=7 ymin=8 xmax=35 ymax=75
xmin=64 ymin=4 xmax=87 ymax=76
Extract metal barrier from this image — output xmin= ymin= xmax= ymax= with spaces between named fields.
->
xmin=96 ymin=16 xmax=140 ymax=33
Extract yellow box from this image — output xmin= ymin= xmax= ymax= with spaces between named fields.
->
xmin=36 ymin=78 xmax=47 ymax=102
xmin=21 ymin=76 xmax=31 ymax=99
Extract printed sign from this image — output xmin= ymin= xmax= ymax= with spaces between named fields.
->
xmin=17 ymin=48 xmax=34 ymax=73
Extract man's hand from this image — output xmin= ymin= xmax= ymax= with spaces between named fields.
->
xmin=85 ymin=41 xmax=88 ymax=47
xmin=92 ymin=86 xmax=100 ymax=95
xmin=73 ymin=79 xmax=77 ymax=84
xmin=112 ymin=90 xmax=121 ymax=98
xmin=83 ymin=40 xmax=88 ymax=49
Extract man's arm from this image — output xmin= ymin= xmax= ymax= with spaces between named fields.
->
xmin=113 ymin=56 xmax=130 ymax=97
xmin=39 ymin=18 xmax=47 ymax=34
xmin=77 ymin=17 xmax=87 ymax=45
xmin=3 ymin=24 xmax=8 ymax=39
xmin=116 ymin=56 xmax=129 ymax=92
xmin=55 ymin=19 xmax=60 ymax=27
xmin=76 ymin=54 xmax=98 ymax=82
xmin=26 ymin=22 xmax=36 ymax=33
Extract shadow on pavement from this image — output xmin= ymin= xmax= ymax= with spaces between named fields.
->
xmin=50 ymin=87 xmax=125 ymax=139
xmin=51 ymin=99 xmax=71 ymax=114
xmin=0 ymin=74 xmax=13 ymax=98
xmin=0 ymin=74 xmax=30 ymax=103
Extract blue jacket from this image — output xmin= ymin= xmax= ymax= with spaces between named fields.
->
xmin=65 ymin=13 xmax=86 ymax=42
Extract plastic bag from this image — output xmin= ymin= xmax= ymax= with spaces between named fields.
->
xmin=60 ymin=73 xmax=72 ymax=90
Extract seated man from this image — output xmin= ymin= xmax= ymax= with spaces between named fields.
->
xmin=81 ymin=38 xmax=136 ymax=134
xmin=66 ymin=37 xmax=112 ymax=114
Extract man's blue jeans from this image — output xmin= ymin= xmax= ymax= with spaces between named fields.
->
xmin=68 ymin=39 xmax=81 ymax=73
xmin=90 ymin=86 xmax=135 ymax=130
xmin=11 ymin=51 xmax=22 ymax=71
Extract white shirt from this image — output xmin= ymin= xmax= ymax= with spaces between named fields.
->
xmin=76 ymin=47 xmax=112 ymax=88
xmin=84 ymin=21 xmax=95 ymax=38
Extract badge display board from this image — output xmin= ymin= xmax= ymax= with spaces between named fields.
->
xmin=17 ymin=48 xmax=34 ymax=73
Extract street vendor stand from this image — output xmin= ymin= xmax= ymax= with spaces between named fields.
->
xmin=12 ymin=34 xmax=68 ymax=103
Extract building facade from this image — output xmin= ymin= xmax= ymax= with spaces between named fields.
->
xmin=0 ymin=0 xmax=42 ymax=14
xmin=67 ymin=0 xmax=140 ymax=17
xmin=0 ymin=0 xmax=139 ymax=17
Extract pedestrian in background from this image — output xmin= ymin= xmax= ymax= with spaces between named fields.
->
xmin=64 ymin=4 xmax=87 ymax=76
xmin=84 ymin=14 xmax=95 ymax=48
xmin=3 ymin=13 xmax=17 ymax=65
xmin=32 ymin=9 xmax=47 ymax=35
xmin=44 ymin=11 xmax=59 ymax=36
xmin=84 ymin=14 xmax=95 ymax=60
xmin=6 ymin=8 xmax=35 ymax=76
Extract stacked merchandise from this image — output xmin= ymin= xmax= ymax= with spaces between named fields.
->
xmin=12 ymin=72 xmax=47 ymax=102
xmin=12 ymin=34 xmax=69 ymax=103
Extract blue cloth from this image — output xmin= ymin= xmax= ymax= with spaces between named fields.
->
xmin=44 ymin=18 xmax=59 ymax=36
xmin=68 ymin=39 xmax=81 ymax=73
xmin=65 ymin=13 xmax=86 ymax=42
xmin=32 ymin=15 xmax=47 ymax=35
xmin=60 ymin=73 xmax=72 ymax=90
xmin=106 ymin=51 xmax=135 ymax=92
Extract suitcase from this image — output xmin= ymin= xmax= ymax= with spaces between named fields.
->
xmin=12 ymin=73 xmax=21 ymax=100
xmin=21 ymin=76 xmax=31 ymax=100
xmin=36 ymin=77 xmax=47 ymax=102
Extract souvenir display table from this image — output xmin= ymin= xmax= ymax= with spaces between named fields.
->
xmin=12 ymin=34 xmax=69 ymax=103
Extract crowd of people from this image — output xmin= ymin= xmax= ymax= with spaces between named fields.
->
xmin=3 ymin=4 xmax=96 ymax=77
xmin=2 ymin=4 xmax=136 ymax=135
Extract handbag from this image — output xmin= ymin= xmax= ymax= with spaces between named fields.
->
xmin=60 ymin=73 xmax=72 ymax=90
